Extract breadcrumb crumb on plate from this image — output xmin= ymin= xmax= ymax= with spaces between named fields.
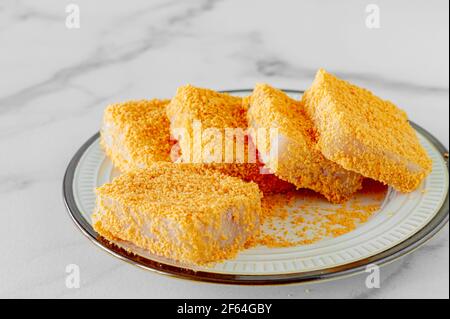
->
xmin=251 ymin=179 xmax=387 ymax=248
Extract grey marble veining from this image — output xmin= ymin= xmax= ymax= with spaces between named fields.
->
xmin=0 ymin=0 xmax=448 ymax=298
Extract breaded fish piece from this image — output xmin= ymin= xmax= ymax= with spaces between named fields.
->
xmin=248 ymin=84 xmax=363 ymax=203
xmin=166 ymin=85 xmax=294 ymax=194
xmin=302 ymin=69 xmax=432 ymax=192
xmin=92 ymin=163 xmax=262 ymax=265
xmin=100 ymin=99 xmax=173 ymax=171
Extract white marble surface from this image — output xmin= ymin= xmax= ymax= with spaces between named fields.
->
xmin=0 ymin=0 xmax=448 ymax=299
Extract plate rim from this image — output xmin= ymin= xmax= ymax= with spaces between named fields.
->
xmin=62 ymin=89 xmax=449 ymax=285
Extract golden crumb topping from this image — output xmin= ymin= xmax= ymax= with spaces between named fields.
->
xmin=302 ymin=69 xmax=432 ymax=192
xmin=96 ymin=162 xmax=262 ymax=215
xmin=205 ymin=162 xmax=295 ymax=194
xmin=166 ymin=85 xmax=248 ymax=163
xmin=93 ymin=162 xmax=262 ymax=265
xmin=166 ymin=85 xmax=295 ymax=194
xmin=248 ymin=84 xmax=363 ymax=203
xmin=249 ymin=83 xmax=318 ymax=144
xmin=101 ymin=99 xmax=173 ymax=171
xmin=167 ymin=85 xmax=246 ymax=130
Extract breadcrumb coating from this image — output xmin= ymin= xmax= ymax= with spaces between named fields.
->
xmin=100 ymin=99 xmax=173 ymax=171
xmin=166 ymin=84 xmax=294 ymax=194
xmin=167 ymin=85 xmax=246 ymax=131
xmin=302 ymin=69 xmax=432 ymax=192
xmin=92 ymin=162 xmax=262 ymax=265
xmin=248 ymin=84 xmax=363 ymax=203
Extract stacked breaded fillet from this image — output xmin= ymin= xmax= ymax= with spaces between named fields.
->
xmin=247 ymin=84 xmax=363 ymax=203
xmin=302 ymin=69 xmax=432 ymax=192
xmin=93 ymin=70 xmax=432 ymax=265
xmin=93 ymin=163 xmax=262 ymax=265
xmin=166 ymin=85 xmax=294 ymax=194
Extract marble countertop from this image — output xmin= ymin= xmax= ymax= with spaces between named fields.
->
xmin=0 ymin=0 xmax=448 ymax=298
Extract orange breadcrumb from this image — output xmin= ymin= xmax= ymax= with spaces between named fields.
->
xmin=92 ymin=162 xmax=262 ymax=265
xmin=166 ymin=85 xmax=294 ymax=194
xmin=248 ymin=84 xmax=363 ymax=203
xmin=100 ymin=99 xmax=173 ymax=171
xmin=250 ymin=182 xmax=387 ymax=248
xmin=302 ymin=69 xmax=432 ymax=192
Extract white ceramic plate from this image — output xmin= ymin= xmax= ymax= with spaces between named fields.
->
xmin=63 ymin=90 xmax=449 ymax=285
